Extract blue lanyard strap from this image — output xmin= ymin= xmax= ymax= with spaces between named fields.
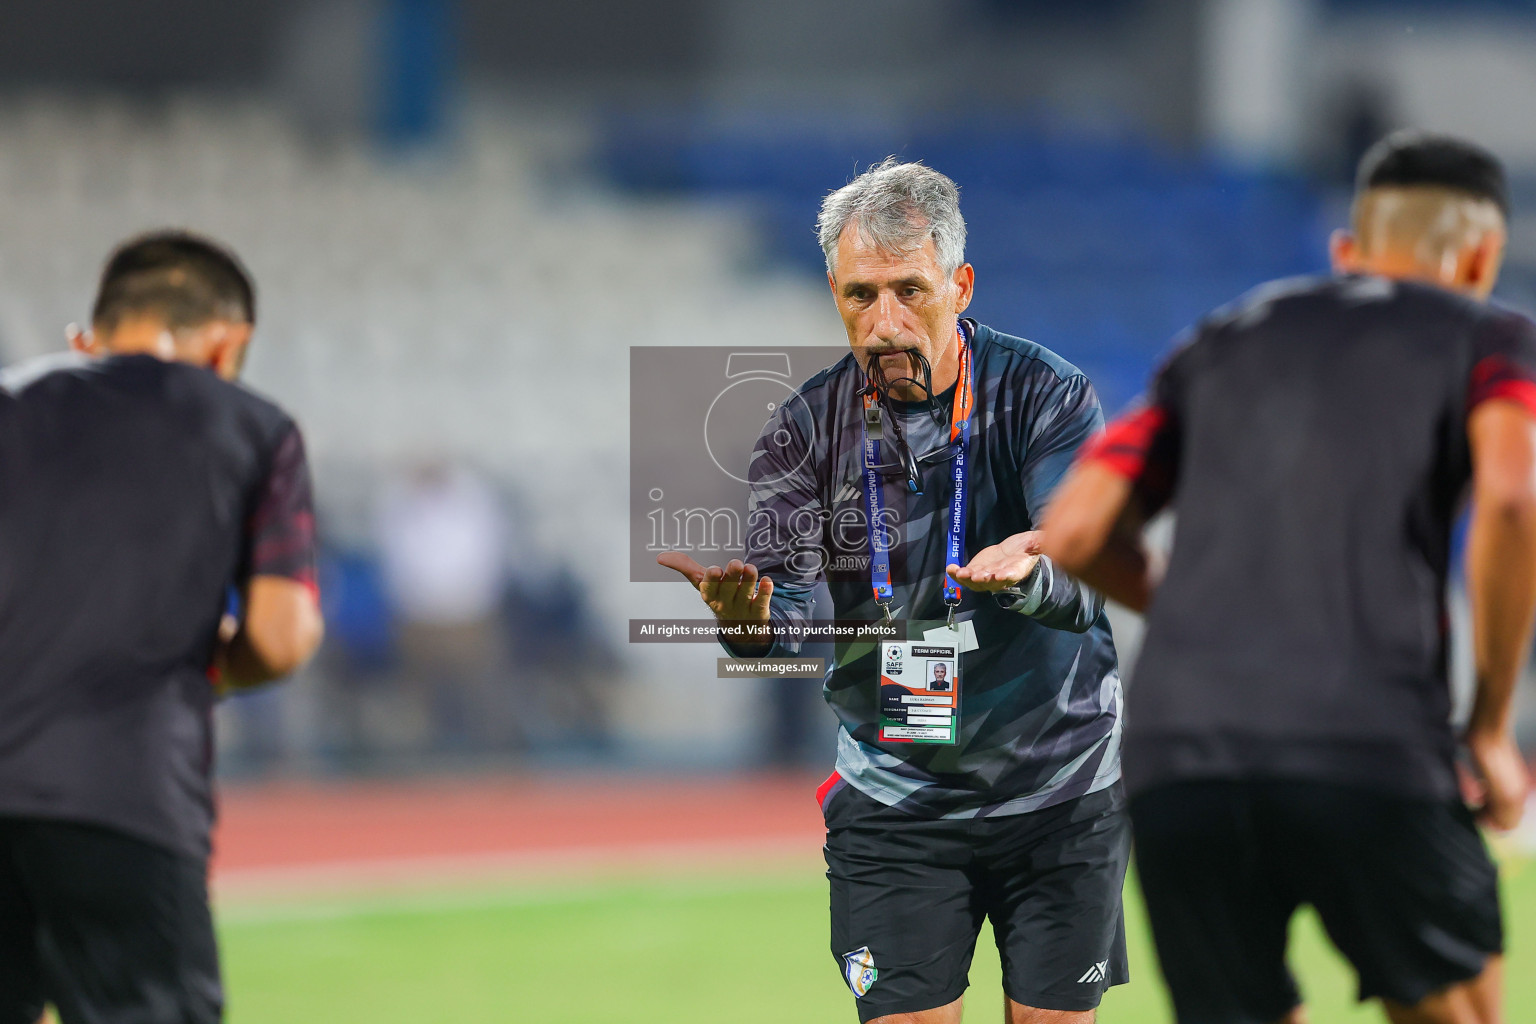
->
xmin=861 ymin=430 xmax=895 ymax=618
xmin=862 ymin=325 xmax=975 ymax=620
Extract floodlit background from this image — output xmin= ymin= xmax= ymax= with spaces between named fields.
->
xmin=2 ymin=1 xmax=1535 ymax=1021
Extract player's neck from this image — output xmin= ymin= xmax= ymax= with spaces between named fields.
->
xmin=93 ymin=319 xmax=209 ymax=366
xmin=1345 ymin=253 xmax=1484 ymax=299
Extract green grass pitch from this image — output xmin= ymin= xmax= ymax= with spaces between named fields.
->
xmin=220 ymin=855 xmax=1535 ymax=1023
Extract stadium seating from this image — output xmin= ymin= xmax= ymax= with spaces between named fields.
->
xmin=0 ymin=97 xmax=846 ymax=765
xmin=0 ymin=97 xmax=1336 ymax=766
xmin=598 ymin=111 xmax=1331 ymax=412
xmin=0 ymin=96 xmax=831 ymax=567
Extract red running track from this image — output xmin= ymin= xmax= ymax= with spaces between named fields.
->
xmin=211 ymin=773 xmax=830 ymax=897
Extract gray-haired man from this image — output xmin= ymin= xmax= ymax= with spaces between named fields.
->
xmin=660 ymin=160 xmax=1128 ymax=1023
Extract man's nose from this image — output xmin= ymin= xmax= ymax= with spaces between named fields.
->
xmin=873 ymin=291 xmax=902 ymax=339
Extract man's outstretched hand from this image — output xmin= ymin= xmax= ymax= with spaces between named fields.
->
xmin=656 ymin=552 xmax=775 ymax=624
xmin=947 ymin=531 xmax=1043 ymax=593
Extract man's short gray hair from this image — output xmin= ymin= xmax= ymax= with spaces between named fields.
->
xmin=817 ymin=158 xmax=967 ymax=275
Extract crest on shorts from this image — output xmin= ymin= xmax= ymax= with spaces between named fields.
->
xmin=842 ymin=946 xmax=878 ymax=997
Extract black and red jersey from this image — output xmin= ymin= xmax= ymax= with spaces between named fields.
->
xmin=0 ymin=353 xmax=316 ymax=857
xmin=1085 ymin=275 xmax=1536 ymax=801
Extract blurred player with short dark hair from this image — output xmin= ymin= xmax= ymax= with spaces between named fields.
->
xmin=1044 ymin=131 xmax=1534 ymax=1024
xmin=0 ymin=231 xmax=323 ymax=1024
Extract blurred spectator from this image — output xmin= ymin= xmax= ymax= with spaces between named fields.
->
xmin=501 ymin=576 xmax=620 ymax=753
xmin=287 ymin=546 xmax=399 ymax=768
xmin=376 ymin=461 xmax=513 ymax=754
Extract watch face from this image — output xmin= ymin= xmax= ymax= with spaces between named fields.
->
xmin=703 ymin=374 xmax=816 ymax=485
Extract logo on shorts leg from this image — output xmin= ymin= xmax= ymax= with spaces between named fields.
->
xmin=842 ymin=946 xmax=878 ymax=997
xmin=1077 ymin=959 xmax=1110 ymax=984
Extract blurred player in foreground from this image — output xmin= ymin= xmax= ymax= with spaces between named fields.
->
xmin=662 ymin=161 xmax=1126 ymax=1023
xmin=0 ymin=232 xmax=323 ymax=1024
xmin=1044 ymin=132 xmax=1535 ymax=1024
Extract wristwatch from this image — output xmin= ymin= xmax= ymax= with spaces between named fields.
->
xmin=993 ymin=559 xmax=1047 ymax=615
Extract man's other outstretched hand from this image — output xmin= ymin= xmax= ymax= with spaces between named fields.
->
xmin=947 ymin=530 xmax=1044 ymax=593
xmin=656 ymin=552 xmax=775 ymax=624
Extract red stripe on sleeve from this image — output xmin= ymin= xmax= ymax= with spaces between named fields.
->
xmin=1477 ymin=379 xmax=1536 ymax=418
xmin=1470 ymin=356 xmax=1536 ymax=419
xmin=1077 ymin=405 xmax=1170 ymax=479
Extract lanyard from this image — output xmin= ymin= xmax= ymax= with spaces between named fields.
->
xmin=861 ymin=324 xmax=975 ymax=622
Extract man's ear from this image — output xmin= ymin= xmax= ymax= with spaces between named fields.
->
xmin=67 ymin=323 xmax=101 ymax=356
xmin=953 ymin=263 xmax=975 ymax=315
xmin=1329 ymin=229 xmax=1360 ymax=275
xmin=208 ymin=322 xmax=253 ymax=381
xmin=1463 ymin=228 xmax=1507 ymax=300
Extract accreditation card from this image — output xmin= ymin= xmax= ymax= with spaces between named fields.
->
xmin=877 ymin=641 xmax=959 ymax=744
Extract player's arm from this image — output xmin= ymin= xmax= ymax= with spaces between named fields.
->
xmin=218 ymin=576 xmax=324 ymax=689
xmin=1464 ymin=398 xmax=1536 ymax=830
xmin=1040 ymin=462 xmax=1159 ymax=613
xmin=218 ymin=424 xmax=324 ymax=692
xmin=1039 ymin=392 xmax=1182 ymax=613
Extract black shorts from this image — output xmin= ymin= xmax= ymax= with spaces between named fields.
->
xmin=0 ymin=816 xmax=222 ymax=1024
xmin=823 ymin=780 xmax=1129 ymax=1022
xmin=1131 ymin=780 xmax=1502 ymax=1024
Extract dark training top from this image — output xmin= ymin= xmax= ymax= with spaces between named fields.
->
xmin=1086 ymin=275 xmax=1536 ymax=801
xmin=0 ymin=353 xmax=316 ymax=858
xmin=735 ymin=321 xmax=1123 ymax=818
